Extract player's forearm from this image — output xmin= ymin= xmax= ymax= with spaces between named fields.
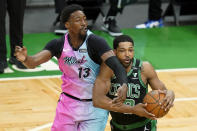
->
xmin=22 ymin=56 xmax=39 ymax=68
xmin=93 ymin=77 xmax=131 ymax=113
xmin=93 ymin=95 xmax=134 ymax=114
xmin=22 ymin=50 xmax=52 ymax=69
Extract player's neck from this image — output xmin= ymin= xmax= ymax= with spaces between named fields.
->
xmin=125 ymin=58 xmax=134 ymax=72
xmin=125 ymin=62 xmax=132 ymax=73
xmin=68 ymin=34 xmax=86 ymax=49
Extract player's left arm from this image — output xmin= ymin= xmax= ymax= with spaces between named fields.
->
xmin=89 ymin=35 xmax=128 ymax=104
xmin=93 ymin=62 xmax=130 ymax=113
xmin=101 ymin=50 xmax=128 ymax=104
xmin=142 ymin=62 xmax=175 ymax=111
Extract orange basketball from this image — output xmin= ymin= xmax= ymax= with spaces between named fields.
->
xmin=143 ymin=90 xmax=169 ymax=118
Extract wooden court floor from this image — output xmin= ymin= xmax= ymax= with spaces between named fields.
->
xmin=0 ymin=69 xmax=197 ymax=131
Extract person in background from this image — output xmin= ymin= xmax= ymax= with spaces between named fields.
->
xmin=0 ymin=0 xmax=26 ymax=74
xmin=136 ymin=0 xmax=163 ymax=29
xmin=53 ymin=0 xmax=68 ymax=34
xmin=102 ymin=0 xmax=124 ymax=36
xmin=15 ymin=4 xmax=128 ymax=131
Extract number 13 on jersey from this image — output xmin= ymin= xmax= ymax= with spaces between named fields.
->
xmin=78 ymin=67 xmax=90 ymax=78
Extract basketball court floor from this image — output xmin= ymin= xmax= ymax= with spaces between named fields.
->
xmin=1 ymin=2 xmax=197 ymax=131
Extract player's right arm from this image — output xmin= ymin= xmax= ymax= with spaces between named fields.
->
xmin=15 ymin=46 xmax=52 ymax=69
xmin=93 ymin=62 xmax=156 ymax=119
xmin=15 ymin=38 xmax=62 ymax=69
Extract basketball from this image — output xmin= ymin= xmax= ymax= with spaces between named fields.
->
xmin=143 ymin=90 xmax=169 ymax=118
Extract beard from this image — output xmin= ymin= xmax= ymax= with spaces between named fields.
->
xmin=79 ymin=30 xmax=87 ymax=40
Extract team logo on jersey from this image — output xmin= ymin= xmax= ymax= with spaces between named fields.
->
xmin=131 ymin=73 xmax=138 ymax=80
xmin=79 ymin=49 xmax=87 ymax=53
xmin=64 ymin=55 xmax=87 ymax=65
xmin=133 ymin=73 xmax=137 ymax=77
xmin=109 ymin=83 xmax=141 ymax=98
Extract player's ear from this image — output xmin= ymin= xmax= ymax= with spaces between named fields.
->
xmin=65 ymin=22 xmax=69 ymax=29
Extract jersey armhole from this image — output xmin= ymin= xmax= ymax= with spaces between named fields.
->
xmin=138 ymin=60 xmax=147 ymax=89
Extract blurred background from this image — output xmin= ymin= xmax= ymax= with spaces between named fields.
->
xmin=5 ymin=0 xmax=197 ymax=34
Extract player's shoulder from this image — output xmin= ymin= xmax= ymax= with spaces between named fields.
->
xmin=48 ymin=35 xmax=64 ymax=44
xmin=88 ymin=34 xmax=106 ymax=43
xmin=141 ymin=61 xmax=158 ymax=80
xmin=141 ymin=61 xmax=155 ymax=72
xmin=142 ymin=61 xmax=151 ymax=66
xmin=56 ymin=35 xmax=65 ymax=43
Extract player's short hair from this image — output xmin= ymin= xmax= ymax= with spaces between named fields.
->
xmin=60 ymin=4 xmax=84 ymax=24
xmin=113 ymin=35 xmax=134 ymax=49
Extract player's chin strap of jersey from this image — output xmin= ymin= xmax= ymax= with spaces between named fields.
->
xmin=105 ymin=56 xmax=128 ymax=85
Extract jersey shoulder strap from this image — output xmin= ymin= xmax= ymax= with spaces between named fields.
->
xmin=132 ymin=58 xmax=141 ymax=74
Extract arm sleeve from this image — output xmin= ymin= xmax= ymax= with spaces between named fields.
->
xmin=88 ymin=34 xmax=112 ymax=57
xmin=88 ymin=34 xmax=128 ymax=85
xmin=43 ymin=36 xmax=64 ymax=58
xmin=105 ymin=56 xmax=128 ymax=85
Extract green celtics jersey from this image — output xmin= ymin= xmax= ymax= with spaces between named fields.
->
xmin=107 ymin=58 xmax=148 ymax=125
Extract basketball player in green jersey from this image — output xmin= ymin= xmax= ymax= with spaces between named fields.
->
xmin=93 ymin=35 xmax=175 ymax=131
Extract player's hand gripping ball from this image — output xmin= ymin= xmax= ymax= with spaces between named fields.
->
xmin=143 ymin=90 xmax=169 ymax=118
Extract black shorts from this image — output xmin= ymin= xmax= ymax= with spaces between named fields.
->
xmin=110 ymin=119 xmax=157 ymax=131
